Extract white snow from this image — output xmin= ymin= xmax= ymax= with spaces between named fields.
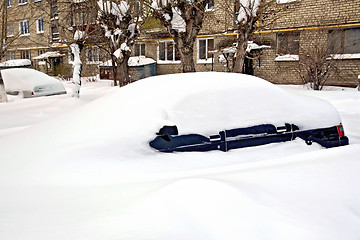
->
xmin=98 ymin=0 xmax=129 ymax=20
xmin=100 ymin=56 xmax=156 ymax=67
xmin=32 ymin=51 xmax=64 ymax=60
xmin=237 ymin=0 xmax=261 ymax=24
xmin=329 ymin=53 xmax=360 ymax=60
xmin=128 ymin=56 xmax=156 ymax=66
xmin=73 ymin=30 xmax=85 ymax=40
xmin=0 ymin=59 xmax=31 ymax=67
xmin=171 ymin=8 xmax=186 ymax=32
xmin=275 ymin=54 xmax=300 ymax=61
xmin=0 ymin=72 xmax=360 ymax=240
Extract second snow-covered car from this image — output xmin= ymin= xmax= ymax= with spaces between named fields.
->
xmin=1 ymin=68 xmax=66 ymax=98
xmin=148 ymin=72 xmax=349 ymax=152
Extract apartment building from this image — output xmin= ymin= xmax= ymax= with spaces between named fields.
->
xmin=138 ymin=0 xmax=360 ymax=87
xmin=3 ymin=0 xmax=64 ymax=71
xmin=2 ymin=0 xmax=103 ymax=77
xmin=2 ymin=0 xmax=360 ymax=87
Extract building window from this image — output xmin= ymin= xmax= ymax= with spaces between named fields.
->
xmin=86 ymin=46 xmax=102 ymax=63
xmin=6 ymin=51 xmax=16 ymax=61
xmin=34 ymin=0 xmax=42 ymax=2
xmin=134 ymin=1 xmax=140 ymax=15
xmin=198 ymin=38 xmax=214 ymax=63
xmin=277 ymin=0 xmax=297 ymax=3
xmin=206 ymin=0 xmax=214 ymax=11
xmin=7 ymin=23 xmax=14 ymax=37
xmin=158 ymin=41 xmax=180 ymax=63
xmin=51 ymin=25 xmax=59 ymax=42
xmin=51 ymin=0 xmax=58 ymax=18
xmin=37 ymin=18 xmax=44 ymax=33
xmin=328 ymin=28 xmax=360 ymax=54
xmin=19 ymin=20 xmax=30 ymax=35
xmin=7 ymin=0 xmax=12 ymax=7
xmin=20 ymin=50 xmax=31 ymax=59
xmin=134 ymin=43 xmax=145 ymax=56
xmin=18 ymin=0 xmax=27 ymax=5
xmin=38 ymin=49 xmax=46 ymax=55
xmin=277 ymin=32 xmax=299 ymax=55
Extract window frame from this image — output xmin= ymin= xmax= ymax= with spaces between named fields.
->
xmin=205 ymin=0 xmax=214 ymax=11
xmin=36 ymin=18 xmax=44 ymax=34
xmin=276 ymin=31 xmax=300 ymax=56
xmin=20 ymin=50 xmax=31 ymax=60
xmin=6 ymin=51 xmax=16 ymax=61
xmin=197 ymin=37 xmax=215 ymax=64
xmin=328 ymin=27 xmax=360 ymax=55
xmin=157 ymin=40 xmax=181 ymax=64
xmin=18 ymin=0 xmax=28 ymax=6
xmin=86 ymin=46 xmax=103 ymax=64
xmin=7 ymin=22 xmax=14 ymax=37
xmin=134 ymin=43 xmax=145 ymax=57
xmin=19 ymin=19 xmax=30 ymax=36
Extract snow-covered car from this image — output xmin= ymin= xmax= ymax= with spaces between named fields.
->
xmin=1 ymin=68 xmax=66 ymax=98
xmin=148 ymin=72 xmax=349 ymax=152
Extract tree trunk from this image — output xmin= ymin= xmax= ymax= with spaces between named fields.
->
xmin=116 ymin=55 xmax=130 ymax=87
xmin=233 ymin=36 xmax=248 ymax=73
xmin=175 ymin=37 xmax=196 ymax=73
xmin=180 ymin=49 xmax=196 ymax=73
xmin=70 ymin=43 xmax=83 ymax=98
xmin=0 ymin=71 xmax=8 ymax=103
xmin=111 ymin=56 xmax=118 ymax=87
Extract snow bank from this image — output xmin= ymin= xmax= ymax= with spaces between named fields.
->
xmin=0 ymin=73 xmax=359 ymax=240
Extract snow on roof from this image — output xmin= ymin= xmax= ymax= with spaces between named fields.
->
xmin=100 ymin=56 xmax=156 ymax=67
xmin=221 ymin=41 xmax=271 ymax=54
xmin=32 ymin=52 xmax=64 ymax=60
xmin=128 ymin=56 xmax=156 ymax=67
xmin=0 ymin=59 xmax=31 ymax=67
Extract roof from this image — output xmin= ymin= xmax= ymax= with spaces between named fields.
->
xmin=99 ymin=56 xmax=156 ymax=67
xmin=32 ymin=52 xmax=64 ymax=60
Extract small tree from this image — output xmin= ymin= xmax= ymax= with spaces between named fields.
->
xmin=0 ymin=0 xmax=7 ymax=102
xmin=31 ymin=0 xmax=101 ymax=97
xmin=150 ymin=0 xmax=210 ymax=72
xmin=232 ymin=0 xmax=284 ymax=73
xmin=296 ymin=30 xmax=340 ymax=91
xmin=97 ymin=0 xmax=141 ymax=86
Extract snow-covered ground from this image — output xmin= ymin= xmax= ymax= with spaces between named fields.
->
xmin=0 ymin=74 xmax=359 ymax=240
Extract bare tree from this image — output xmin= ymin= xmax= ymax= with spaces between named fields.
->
xmin=0 ymin=0 xmax=7 ymax=102
xmin=32 ymin=0 xmax=102 ymax=97
xmin=296 ymin=29 xmax=343 ymax=91
xmin=149 ymin=0 xmax=210 ymax=72
xmin=297 ymin=46 xmax=337 ymax=91
xmin=97 ymin=0 xmax=141 ymax=86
